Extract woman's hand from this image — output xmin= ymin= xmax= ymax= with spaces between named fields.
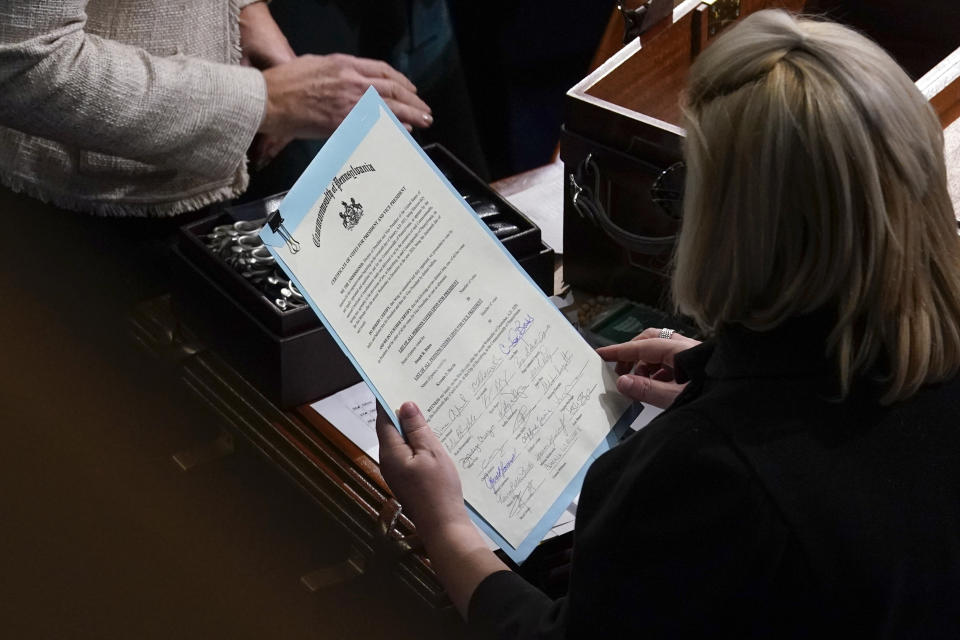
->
xmin=260 ymin=54 xmax=432 ymax=141
xmin=241 ymin=5 xmax=432 ymax=168
xmin=375 ymin=402 xmax=471 ymax=537
xmin=597 ymin=328 xmax=700 ymax=408
xmin=376 ymin=402 xmax=507 ymax=617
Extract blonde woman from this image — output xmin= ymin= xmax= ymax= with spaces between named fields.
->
xmin=376 ymin=10 xmax=960 ymax=637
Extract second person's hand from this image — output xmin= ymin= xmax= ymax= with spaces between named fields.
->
xmin=259 ymin=53 xmax=433 ymax=141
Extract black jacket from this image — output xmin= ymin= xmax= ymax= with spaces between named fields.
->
xmin=468 ymin=317 xmax=960 ymax=638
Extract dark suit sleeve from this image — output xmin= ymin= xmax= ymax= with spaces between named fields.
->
xmin=468 ymin=571 xmax=565 ymax=640
xmin=467 ymin=410 xmax=804 ymax=639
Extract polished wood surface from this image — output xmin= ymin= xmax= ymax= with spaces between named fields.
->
xmin=582 ymin=0 xmax=959 ymax=130
xmin=932 ymin=80 xmax=960 ymax=129
xmin=584 ymin=0 xmax=806 ymax=127
xmin=588 ymin=0 xmax=675 ymax=73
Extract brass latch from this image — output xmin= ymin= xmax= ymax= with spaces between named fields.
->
xmin=707 ymin=0 xmax=742 ymax=37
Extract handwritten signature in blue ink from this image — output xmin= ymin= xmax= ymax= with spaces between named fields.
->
xmin=499 ymin=314 xmax=534 ymax=355
xmin=486 ymin=451 xmax=518 ymax=490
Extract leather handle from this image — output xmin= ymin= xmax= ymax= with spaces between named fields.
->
xmin=569 ymin=153 xmax=677 ymax=256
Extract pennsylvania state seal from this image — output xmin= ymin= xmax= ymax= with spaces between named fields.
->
xmin=339 ymin=198 xmax=364 ymax=230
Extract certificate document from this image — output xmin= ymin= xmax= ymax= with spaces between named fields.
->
xmin=262 ymin=89 xmax=632 ymax=562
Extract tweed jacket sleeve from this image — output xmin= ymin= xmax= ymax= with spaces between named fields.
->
xmin=0 ymin=1 xmax=266 ymax=181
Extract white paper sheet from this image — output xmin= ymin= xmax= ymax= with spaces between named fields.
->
xmin=504 ymin=163 xmax=565 ymax=253
xmin=261 ymin=89 xmax=631 ymax=559
xmin=310 ymin=381 xmax=379 ymax=463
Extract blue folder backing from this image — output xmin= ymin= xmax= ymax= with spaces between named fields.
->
xmin=261 ymin=87 xmax=636 ymax=564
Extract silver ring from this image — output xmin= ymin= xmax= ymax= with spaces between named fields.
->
xmin=658 ymin=327 xmax=675 ymax=340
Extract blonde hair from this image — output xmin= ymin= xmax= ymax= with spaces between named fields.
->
xmin=673 ymin=9 xmax=960 ymax=403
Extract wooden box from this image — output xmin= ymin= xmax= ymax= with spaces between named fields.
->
xmin=562 ymin=0 xmax=960 ymax=306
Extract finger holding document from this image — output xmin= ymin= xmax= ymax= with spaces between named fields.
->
xmin=375 ymin=401 xmax=469 ymax=536
xmin=376 ymin=401 xmax=508 ymax=618
xmin=597 ymin=332 xmax=700 ymax=408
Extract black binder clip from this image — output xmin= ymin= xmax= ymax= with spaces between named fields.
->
xmin=266 ymin=209 xmax=301 ymax=254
